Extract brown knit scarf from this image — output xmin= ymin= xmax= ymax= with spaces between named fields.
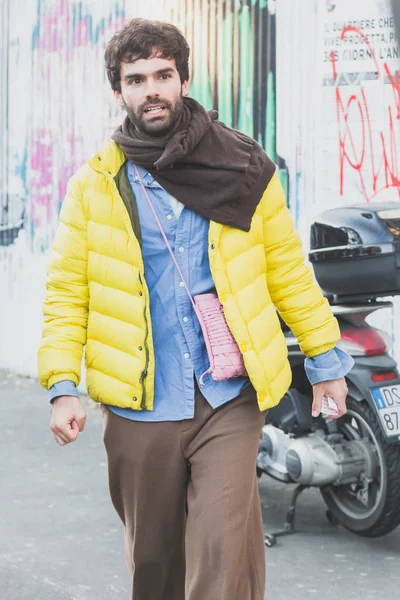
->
xmin=112 ymin=97 xmax=276 ymax=232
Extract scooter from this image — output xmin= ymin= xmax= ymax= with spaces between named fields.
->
xmin=257 ymin=297 xmax=400 ymax=546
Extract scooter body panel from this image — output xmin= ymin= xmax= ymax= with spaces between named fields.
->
xmin=284 ymin=312 xmax=400 ymax=444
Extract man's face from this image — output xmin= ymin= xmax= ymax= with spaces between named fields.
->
xmin=115 ymin=55 xmax=189 ymax=138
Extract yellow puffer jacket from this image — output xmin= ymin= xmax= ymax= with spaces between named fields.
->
xmin=38 ymin=140 xmax=340 ymax=411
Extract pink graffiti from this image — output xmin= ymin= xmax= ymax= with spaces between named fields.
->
xmin=29 ymin=130 xmax=76 ymax=229
xmin=28 ymin=1 xmax=126 ymax=240
xmin=33 ymin=0 xmax=126 ymax=53
xmin=29 ymin=130 xmax=54 ymax=228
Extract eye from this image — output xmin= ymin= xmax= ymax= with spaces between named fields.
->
xmin=129 ymin=77 xmax=142 ymax=85
xmin=161 ymin=73 xmax=171 ymax=80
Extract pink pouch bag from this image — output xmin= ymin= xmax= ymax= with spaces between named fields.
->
xmin=193 ymin=293 xmax=247 ymax=385
xmin=134 ymin=165 xmax=248 ymax=387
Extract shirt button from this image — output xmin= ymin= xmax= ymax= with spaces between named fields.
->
xmin=183 ymin=317 xmax=189 ymax=323
xmin=179 ymin=247 xmax=184 ymax=253
xmin=167 ymin=214 xmax=173 ymax=221
xmin=184 ymin=353 xmax=190 ymax=359
xmin=179 ymin=281 xmax=185 ymax=288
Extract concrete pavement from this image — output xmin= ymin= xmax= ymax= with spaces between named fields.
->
xmin=1 ymin=371 xmax=399 ymax=600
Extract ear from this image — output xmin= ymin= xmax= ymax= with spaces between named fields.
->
xmin=182 ymin=80 xmax=189 ymax=97
xmin=113 ymin=89 xmax=125 ymax=108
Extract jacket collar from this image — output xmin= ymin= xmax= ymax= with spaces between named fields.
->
xmin=88 ymin=140 xmax=126 ymax=177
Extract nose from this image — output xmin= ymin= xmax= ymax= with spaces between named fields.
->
xmin=145 ymin=77 xmax=160 ymax=99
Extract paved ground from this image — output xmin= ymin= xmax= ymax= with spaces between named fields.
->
xmin=1 ymin=371 xmax=399 ymax=600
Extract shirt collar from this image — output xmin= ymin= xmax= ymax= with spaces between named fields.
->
xmin=128 ymin=161 xmax=162 ymax=189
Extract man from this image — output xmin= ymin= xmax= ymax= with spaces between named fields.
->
xmin=38 ymin=18 xmax=353 ymax=600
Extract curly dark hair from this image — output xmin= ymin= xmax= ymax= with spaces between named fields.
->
xmin=104 ymin=18 xmax=190 ymax=92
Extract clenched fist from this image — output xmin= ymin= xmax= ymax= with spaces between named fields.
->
xmin=50 ymin=396 xmax=86 ymax=446
xmin=311 ymin=377 xmax=348 ymax=419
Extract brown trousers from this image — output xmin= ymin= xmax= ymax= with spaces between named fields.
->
xmin=101 ymin=382 xmax=266 ymax=600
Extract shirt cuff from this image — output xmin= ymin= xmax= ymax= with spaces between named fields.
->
xmin=49 ymin=380 xmax=79 ymax=403
xmin=304 ymin=347 xmax=355 ymax=385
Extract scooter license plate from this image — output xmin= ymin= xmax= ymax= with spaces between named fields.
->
xmin=371 ymin=385 xmax=400 ymax=437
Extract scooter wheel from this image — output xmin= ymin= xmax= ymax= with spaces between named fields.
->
xmin=326 ymin=510 xmax=339 ymax=526
xmin=321 ymin=397 xmax=400 ymax=537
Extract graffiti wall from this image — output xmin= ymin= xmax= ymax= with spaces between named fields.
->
xmin=263 ymin=0 xmax=399 ymax=348
xmin=0 ymin=0 xmax=399 ymax=376
xmin=319 ymin=0 xmax=400 ymax=208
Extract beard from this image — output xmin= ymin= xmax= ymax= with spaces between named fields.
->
xmin=123 ymin=94 xmax=184 ymax=139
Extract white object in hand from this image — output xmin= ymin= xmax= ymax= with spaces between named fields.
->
xmin=321 ymin=395 xmax=339 ymax=417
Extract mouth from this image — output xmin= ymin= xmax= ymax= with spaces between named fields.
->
xmin=143 ymin=105 xmax=167 ymax=116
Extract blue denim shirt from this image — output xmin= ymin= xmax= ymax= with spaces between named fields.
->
xmin=50 ymin=163 xmax=354 ymax=418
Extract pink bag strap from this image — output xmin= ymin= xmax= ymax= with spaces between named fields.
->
xmin=133 ymin=164 xmax=198 ymax=312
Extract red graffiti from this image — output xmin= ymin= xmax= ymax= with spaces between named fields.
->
xmin=332 ymin=26 xmax=400 ymax=201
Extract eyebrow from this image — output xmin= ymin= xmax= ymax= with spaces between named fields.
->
xmin=124 ymin=67 xmax=175 ymax=81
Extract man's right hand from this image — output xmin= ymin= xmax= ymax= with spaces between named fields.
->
xmin=50 ymin=396 xmax=86 ymax=446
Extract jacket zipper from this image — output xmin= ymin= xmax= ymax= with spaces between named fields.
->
xmin=138 ymin=271 xmax=150 ymax=410
xmin=107 ymin=167 xmax=150 ymax=410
